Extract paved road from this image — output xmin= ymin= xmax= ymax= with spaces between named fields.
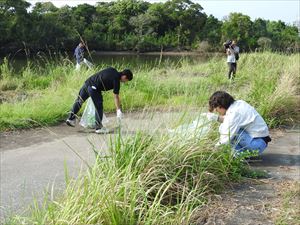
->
xmin=0 ymin=111 xmax=299 ymax=222
xmin=0 ymin=111 xmax=187 ymax=221
xmin=251 ymin=129 xmax=300 ymax=180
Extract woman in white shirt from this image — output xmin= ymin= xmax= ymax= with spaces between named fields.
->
xmin=207 ymin=91 xmax=271 ymax=154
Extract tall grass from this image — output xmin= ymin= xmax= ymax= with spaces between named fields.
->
xmin=1 ymin=52 xmax=298 ymax=131
xmin=7 ymin=127 xmax=248 ymax=225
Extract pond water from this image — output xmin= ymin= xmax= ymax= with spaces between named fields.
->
xmin=1 ymin=52 xmax=221 ymax=73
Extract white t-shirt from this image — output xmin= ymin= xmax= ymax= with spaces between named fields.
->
xmin=226 ymin=46 xmax=239 ymax=63
xmin=218 ymin=100 xmax=269 ymax=145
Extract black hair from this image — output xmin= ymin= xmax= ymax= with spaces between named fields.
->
xmin=209 ymin=91 xmax=235 ymax=112
xmin=121 ymin=69 xmax=133 ymax=81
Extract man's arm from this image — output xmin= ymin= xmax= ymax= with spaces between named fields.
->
xmin=226 ymin=47 xmax=234 ymax=55
xmin=114 ymin=94 xmax=121 ymax=110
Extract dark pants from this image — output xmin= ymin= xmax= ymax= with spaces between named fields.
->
xmin=68 ymin=84 xmax=103 ymax=128
xmin=228 ymin=62 xmax=237 ymax=79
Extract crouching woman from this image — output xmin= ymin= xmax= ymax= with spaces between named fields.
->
xmin=207 ymin=91 xmax=271 ymax=155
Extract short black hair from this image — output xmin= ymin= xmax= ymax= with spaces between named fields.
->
xmin=121 ymin=69 xmax=133 ymax=81
xmin=209 ymin=91 xmax=235 ymax=112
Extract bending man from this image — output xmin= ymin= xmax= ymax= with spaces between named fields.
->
xmin=66 ymin=67 xmax=133 ymax=133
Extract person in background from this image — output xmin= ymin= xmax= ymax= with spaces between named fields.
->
xmin=74 ymin=42 xmax=85 ymax=70
xmin=66 ymin=67 xmax=133 ymax=134
xmin=205 ymin=91 xmax=271 ymax=155
xmin=224 ymin=40 xmax=240 ymax=80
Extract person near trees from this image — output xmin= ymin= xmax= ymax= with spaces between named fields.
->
xmin=224 ymin=40 xmax=240 ymax=80
xmin=66 ymin=67 xmax=133 ymax=134
xmin=74 ymin=42 xmax=85 ymax=70
xmin=205 ymin=91 xmax=271 ymax=155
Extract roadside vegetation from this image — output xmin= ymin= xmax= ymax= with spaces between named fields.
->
xmin=0 ymin=52 xmax=299 ymax=131
xmin=1 ymin=52 xmax=299 ymax=224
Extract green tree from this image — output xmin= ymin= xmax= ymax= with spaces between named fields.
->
xmin=129 ymin=12 xmax=157 ymax=52
xmin=0 ymin=0 xmax=32 ymax=50
xmin=222 ymin=13 xmax=253 ymax=50
xmin=200 ymin=15 xmax=222 ymax=49
xmin=164 ymin=0 xmax=206 ymax=49
xmin=32 ymin=2 xmax=57 ymax=14
xmin=257 ymin=37 xmax=272 ymax=50
xmin=108 ymin=0 xmax=149 ymax=43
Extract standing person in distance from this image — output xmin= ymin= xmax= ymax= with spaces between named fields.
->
xmin=66 ymin=67 xmax=133 ymax=134
xmin=224 ymin=40 xmax=240 ymax=80
xmin=74 ymin=42 xmax=85 ymax=70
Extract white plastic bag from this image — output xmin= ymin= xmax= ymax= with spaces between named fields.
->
xmin=168 ymin=113 xmax=212 ymax=140
xmin=79 ymin=98 xmax=109 ymax=128
xmin=83 ymin=58 xmax=93 ymax=69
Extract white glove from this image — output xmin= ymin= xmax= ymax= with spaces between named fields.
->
xmin=116 ymin=109 xmax=123 ymax=119
xmin=205 ymin=112 xmax=218 ymax=122
xmin=215 ymin=142 xmax=221 ymax=147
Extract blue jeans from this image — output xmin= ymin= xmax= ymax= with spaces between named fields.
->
xmin=231 ymin=129 xmax=267 ymax=154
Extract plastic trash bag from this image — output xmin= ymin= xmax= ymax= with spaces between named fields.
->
xmin=168 ymin=113 xmax=212 ymax=140
xmin=79 ymin=98 xmax=109 ymax=129
xmin=83 ymin=58 xmax=93 ymax=69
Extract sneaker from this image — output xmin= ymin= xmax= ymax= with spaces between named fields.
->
xmin=95 ymin=127 xmax=109 ymax=134
xmin=66 ymin=118 xmax=76 ymax=127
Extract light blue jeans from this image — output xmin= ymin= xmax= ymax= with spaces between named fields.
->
xmin=231 ymin=129 xmax=267 ymax=155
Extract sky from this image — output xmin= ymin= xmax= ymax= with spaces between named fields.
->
xmin=27 ymin=0 xmax=300 ymax=25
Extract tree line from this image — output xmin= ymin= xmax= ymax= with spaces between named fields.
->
xmin=0 ymin=0 xmax=299 ymax=55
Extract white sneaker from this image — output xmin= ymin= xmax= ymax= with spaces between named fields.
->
xmin=66 ymin=118 xmax=76 ymax=127
xmin=95 ymin=127 xmax=109 ymax=134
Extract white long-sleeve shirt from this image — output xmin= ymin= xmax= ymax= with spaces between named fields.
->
xmin=218 ymin=100 xmax=269 ymax=145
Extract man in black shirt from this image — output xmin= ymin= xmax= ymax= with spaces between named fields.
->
xmin=66 ymin=67 xmax=133 ymax=133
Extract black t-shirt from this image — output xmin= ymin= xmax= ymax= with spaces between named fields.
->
xmin=85 ymin=67 xmax=121 ymax=94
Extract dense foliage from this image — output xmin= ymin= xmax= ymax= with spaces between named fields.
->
xmin=0 ymin=0 xmax=299 ymax=54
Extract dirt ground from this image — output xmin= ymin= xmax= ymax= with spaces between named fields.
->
xmin=0 ymin=112 xmax=299 ymax=224
xmin=192 ymin=129 xmax=300 ymax=225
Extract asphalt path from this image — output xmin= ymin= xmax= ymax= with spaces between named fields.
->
xmin=0 ymin=111 xmax=187 ymax=221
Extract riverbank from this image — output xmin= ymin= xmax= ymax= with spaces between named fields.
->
xmin=90 ymin=50 xmax=223 ymax=56
xmin=1 ymin=52 xmax=299 ymax=131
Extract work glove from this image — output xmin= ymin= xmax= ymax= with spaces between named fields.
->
xmin=116 ymin=109 xmax=123 ymax=119
xmin=215 ymin=142 xmax=221 ymax=147
xmin=203 ymin=112 xmax=218 ymax=122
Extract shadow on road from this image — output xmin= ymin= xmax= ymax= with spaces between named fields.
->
xmin=252 ymin=153 xmax=300 ymax=167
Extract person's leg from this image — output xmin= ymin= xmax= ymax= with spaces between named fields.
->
xmin=249 ymin=138 xmax=267 ymax=154
xmin=68 ymin=84 xmax=89 ymax=120
xmin=87 ymin=86 xmax=103 ymax=129
xmin=232 ymin=129 xmax=267 ymax=154
xmin=232 ymin=63 xmax=237 ymax=79
xmin=228 ymin=63 xmax=233 ymax=79
xmin=75 ymin=62 xmax=80 ymax=70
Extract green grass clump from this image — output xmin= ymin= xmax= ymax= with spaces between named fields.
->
xmin=8 ymin=130 xmax=248 ymax=225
